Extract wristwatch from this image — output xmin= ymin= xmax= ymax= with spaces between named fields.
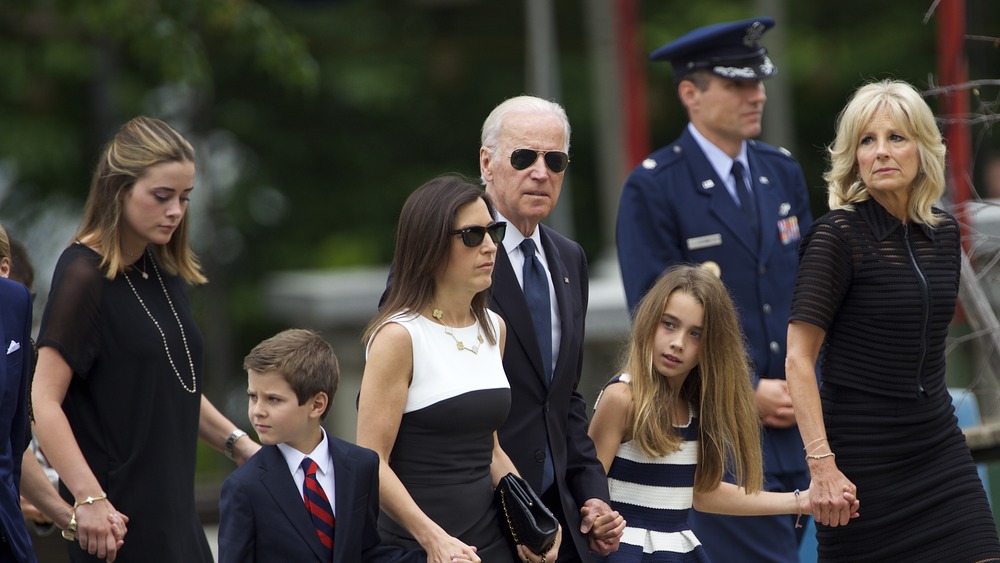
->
xmin=225 ymin=428 xmax=248 ymax=461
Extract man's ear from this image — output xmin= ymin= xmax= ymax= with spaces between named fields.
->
xmin=678 ymin=80 xmax=698 ymax=109
xmin=480 ymin=146 xmax=494 ymax=183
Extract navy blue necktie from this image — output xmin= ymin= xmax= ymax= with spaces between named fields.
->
xmin=732 ymin=160 xmax=759 ymax=240
xmin=301 ymin=457 xmax=334 ymax=562
xmin=521 ymin=238 xmax=555 ymax=491
xmin=521 ymin=239 xmax=552 ymax=382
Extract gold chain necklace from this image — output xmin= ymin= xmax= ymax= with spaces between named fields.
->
xmin=133 ymin=253 xmax=149 ymax=279
xmin=432 ymin=308 xmax=483 ymax=354
xmin=123 ymin=250 xmax=197 ymax=393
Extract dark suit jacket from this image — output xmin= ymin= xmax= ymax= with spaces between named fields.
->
xmin=218 ymin=438 xmax=424 ymax=563
xmin=491 ymin=225 xmax=609 ymax=561
xmin=0 ymin=277 xmax=35 ymax=563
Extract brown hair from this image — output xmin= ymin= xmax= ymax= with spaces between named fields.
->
xmin=363 ymin=174 xmax=499 ymax=346
xmin=243 ymin=329 xmax=340 ymax=420
xmin=621 ymin=265 xmax=763 ymax=494
xmin=76 ymin=115 xmax=206 ymax=283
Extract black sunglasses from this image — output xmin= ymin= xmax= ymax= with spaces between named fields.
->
xmin=509 ymin=148 xmax=570 ymax=173
xmin=451 ymin=222 xmax=507 ymax=248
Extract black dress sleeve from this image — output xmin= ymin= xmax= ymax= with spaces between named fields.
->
xmin=37 ymin=245 xmax=104 ymax=378
xmin=790 ymin=214 xmax=853 ymax=333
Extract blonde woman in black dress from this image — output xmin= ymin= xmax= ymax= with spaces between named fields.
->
xmin=786 ymin=80 xmax=1000 ymax=561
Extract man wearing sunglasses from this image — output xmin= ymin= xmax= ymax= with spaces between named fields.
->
xmin=616 ymin=18 xmax=813 ymax=563
xmin=479 ymin=96 xmax=625 ymax=562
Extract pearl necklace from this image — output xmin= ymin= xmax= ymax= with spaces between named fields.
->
xmin=433 ymin=308 xmax=483 ymax=354
xmin=123 ymin=250 xmax=197 ymax=394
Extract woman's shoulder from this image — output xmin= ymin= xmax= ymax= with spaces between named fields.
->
xmin=813 ymin=206 xmax=859 ymax=227
xmin=53 ymin=243 xmax=104 ymax=285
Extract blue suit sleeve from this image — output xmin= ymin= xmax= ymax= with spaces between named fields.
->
xmin=562 ymin=248 xmax=609 ymax=505
xmin=12 ymin=284 xmax=33 ymax=485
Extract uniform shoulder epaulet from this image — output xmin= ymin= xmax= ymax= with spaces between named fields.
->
xmin=749 ymin=139 xmax=795 ymax=160
xmin=637 ymin=144 xmax=684 ymax=173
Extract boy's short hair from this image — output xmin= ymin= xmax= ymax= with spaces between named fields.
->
xmin=243 ymin=329 xmax=339 ymax=420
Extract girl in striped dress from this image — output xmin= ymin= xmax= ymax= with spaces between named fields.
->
xmin=588 ymin=266 xmax=857 ymax=562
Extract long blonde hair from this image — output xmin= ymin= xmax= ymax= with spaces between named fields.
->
xmin=76 ymin=116 xmax=206 ymax=283
xmin=621 ymin=265 xmax=763 ymax=494
xmin=824 ymin=79 xmax=946 ymax=226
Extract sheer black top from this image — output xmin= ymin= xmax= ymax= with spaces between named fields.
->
xmin=789 ymin=198 xmax=960 ymax=398
xmin=37 ymin=243 xmax=212 ymax=562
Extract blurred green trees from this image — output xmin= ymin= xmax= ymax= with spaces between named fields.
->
xmin=1 ymin=0 xmax=998 ymax=426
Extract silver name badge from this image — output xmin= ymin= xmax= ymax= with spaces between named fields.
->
xmin=687 ymin=234 xmax=723 ymax=250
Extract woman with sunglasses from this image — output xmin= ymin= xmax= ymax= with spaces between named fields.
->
xmin=358 ymin=174 xmax=561 ymax=563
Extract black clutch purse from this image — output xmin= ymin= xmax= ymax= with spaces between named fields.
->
xmin=493 ymin=472 xmax=559 ymax=556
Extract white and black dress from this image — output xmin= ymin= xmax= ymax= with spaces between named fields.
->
xmin=370 ymin=310 xmax=516 ymax=562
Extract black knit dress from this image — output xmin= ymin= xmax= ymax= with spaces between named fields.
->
xmin=790 ymin=199 xmax=1000 ymax=562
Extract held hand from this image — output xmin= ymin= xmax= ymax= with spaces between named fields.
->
xmin=74 ymin=499 xmax=126 ymax=562
xmin=806 ymin=459 xmax=858 ymax=527
xmin=419 ymin=530 xmax=480 ymax=563
xmin=755 ymin=379 xmax=796 ymax=428
xmin=580 ymin=499 xmax=624 ymax=555
xmin=517 ymin=524 xmax=561 ymax=563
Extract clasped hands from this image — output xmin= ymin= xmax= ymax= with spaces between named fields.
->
xmin=805 ymin=462 xmax=861 ymax=527
xmin=580 ymin=498 xmax=626 ymax=556
xmin=66 ymin=497 xmax=129 ymax=562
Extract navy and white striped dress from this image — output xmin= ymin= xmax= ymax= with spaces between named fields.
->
xmin=595 ymin=375 xmax=710 ymax=563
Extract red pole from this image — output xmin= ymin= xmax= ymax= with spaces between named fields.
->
xmin=935 ymin=0 xmax=971 ymax=323
xmin=616 ymin=0 xmax=650 ymax=167
xmin=936 ymin=0 xmax=972 ymax=210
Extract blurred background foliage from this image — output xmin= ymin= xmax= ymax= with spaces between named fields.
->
xmin=1 ymin=0 xmax=998 ymax=476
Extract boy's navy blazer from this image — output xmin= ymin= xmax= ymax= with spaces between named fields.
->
xmin=218 ymin=437 xmax=423 ymax=563
xmin=0 ymin=277 xmax=35 ymax=563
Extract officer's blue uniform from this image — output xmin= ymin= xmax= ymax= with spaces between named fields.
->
xmin=616 ymin=17 xmax=814 ymax=562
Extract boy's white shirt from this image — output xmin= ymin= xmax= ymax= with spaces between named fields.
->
xmin=277 ymin=427 xmax=337 ymax=516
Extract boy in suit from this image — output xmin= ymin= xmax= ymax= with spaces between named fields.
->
xmin=218 ymin=329 xmax=423 ymax=563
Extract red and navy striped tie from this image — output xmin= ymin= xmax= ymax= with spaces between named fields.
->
xmin=301 ymin=457 xmax=335 ymax=561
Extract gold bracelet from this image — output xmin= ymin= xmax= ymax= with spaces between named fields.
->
xmin=61 ymin=511 xmax=77 ymax=541
xmin=808 ymin=444 xmax=833 ymax=455
xmin=73 ymin=492 xmax=108 ymax=509
xmin=805 ymin=452 xmax=836 ymax=461
xmin=802 ymin=437 xmax=827 ymax=451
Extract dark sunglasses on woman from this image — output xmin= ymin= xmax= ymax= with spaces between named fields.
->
xmin=509 ymin=148 xmax=570 ymax=173
xmin=451 ymin=222 xmax=507 ymax=248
